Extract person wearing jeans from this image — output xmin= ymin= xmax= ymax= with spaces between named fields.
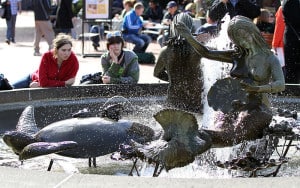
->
xmin=32 ymin=0 xmax=55 ymax=56
xmin=122 ymin=2 xmax=152 ymax=53
xmin=5 ymin=0 xmax=22 ymax=44
xmin=12 ymin=34 xmax=79 ymax=88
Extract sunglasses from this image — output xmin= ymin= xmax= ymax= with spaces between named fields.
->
xmin=106 ymin=31 xmax=122 ymax=39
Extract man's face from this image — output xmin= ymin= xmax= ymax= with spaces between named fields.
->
xmin=168 ymin=6 xmax=177 ymax=15
xmin=136 ymin=8 xmax=144 ymax=16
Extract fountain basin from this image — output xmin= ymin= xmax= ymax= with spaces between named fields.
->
xmin=0 ymin=84 xmax=168 ymax=133
xmin=0 ymin=83 xmax=299 ymax=179
xmin=0 ymin=84 xmax=299 ymax=133
xmin=0 ymin=83 xmax=300 ymax=133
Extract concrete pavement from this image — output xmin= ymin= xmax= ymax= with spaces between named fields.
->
xmin=1 ymin=166 xmax=300 ymax=188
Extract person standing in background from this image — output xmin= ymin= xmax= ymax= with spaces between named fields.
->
xmin=254 ymin=8 xmax=275 ymax=47
xmin=55 ymin=0 xmax=74 ymax=35
xmin=282 ymin=0 xmax=300 ymax=84
xmin=32 ymin=0 xmax=55 ymax=56
xmin=256 ymin=0 xmax=281 ymax=12
xmin=254 ymin=9 xmax=275 ymax=34
xmin=4 ymin=0 xmax=22 ymax=44
xmin=272 ymin=6 xmax=285 ymax=75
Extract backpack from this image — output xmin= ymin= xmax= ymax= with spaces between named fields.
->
xmin=136 ymin=52 xmax=156 ymax=64
xmin=0 ymin=74 xmax=13 ymax=90
xmin=79 ymin=72 xmax=103 ymax=85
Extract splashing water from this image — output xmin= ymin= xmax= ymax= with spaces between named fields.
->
xmin=201 ymin=14 xmax=232 ymax=129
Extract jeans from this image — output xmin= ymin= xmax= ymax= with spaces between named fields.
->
xmin=6 ymin=14 xmax=17 ymax=42
xmin=157 ymin=31 xmax=169 ymax=48
xmin=90 ymin=24 xmax=104 ymax=48
xmin=12 ymin=74 xmax=31 ymax=89
xmin=123 ymin=33 xmax=152 ymax=53
xmin=55 ymin=28 xmax=71 ymax=35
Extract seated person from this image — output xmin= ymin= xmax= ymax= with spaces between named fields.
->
xmin=120 ymin=0 xmax=135 ymax=18
xmin=144 ymin=0 xmax=164 ymax=23
xmin=89 ymin=24 xmax=105 ymax=51
xmin=122 ymin=2 xmax=153 ymax=53
xmin=101 ymin=31 xmax=140 ymax=84
xmin=143 ymin=0 xmax=164 ymax=40
xmin=195 ymin=11 xmax=218 ymax=43
xmin=12 ymin=34 xmax=79 ymax=88
xmin=184 ymin=2 xmax=197 ymax=18
xmin=157 ymin=1 xmax=180 ymax=47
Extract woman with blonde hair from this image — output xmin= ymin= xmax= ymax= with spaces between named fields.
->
xmin=12 ymin=34 xmax=79 ymax=88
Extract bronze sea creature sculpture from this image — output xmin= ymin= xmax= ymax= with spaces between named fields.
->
xmin=3 ymin=105 xmax=155 ymax=169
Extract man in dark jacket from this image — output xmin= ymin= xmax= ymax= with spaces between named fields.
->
xmin=157 ymin=1 xmax=180 ymax=47
xmin=209 ymin=0 xmax=261 ymax=22
xmin=32 ymin=0 xmax=55 ymax=56
xmin=55 ymin=0 xmax=74 ymax=35
xmin=282 ymin=0 xmax=300 ymax=84
xmin=144 ymin=0 xmax=164 ymax=23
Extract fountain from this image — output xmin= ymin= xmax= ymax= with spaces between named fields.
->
xmin=0 ymin=13 xmax=300 ymax=187
xmin=0 ymin=83 xmax=299 ymax=179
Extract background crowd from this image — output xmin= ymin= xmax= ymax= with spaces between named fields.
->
xmin=0 ymin=0 xmax=299 ymax=90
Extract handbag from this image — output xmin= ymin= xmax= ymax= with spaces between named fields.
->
xmin=0 ymin=3 xmax=6 ymax=18
xmin=1 ymin=3 xmax=11 ymax=20
xmin=0 ymin=74 xmax=13 ymax=90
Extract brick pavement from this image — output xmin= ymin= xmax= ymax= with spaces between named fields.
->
xmin=0 ymin=11 xmax=164 ymax=85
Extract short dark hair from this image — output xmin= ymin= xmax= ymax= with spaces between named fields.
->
xmin=106 ymin=36 xmax=125 ymax=49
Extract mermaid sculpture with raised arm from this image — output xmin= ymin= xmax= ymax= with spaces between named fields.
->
xmin=154 ymin=13 xmax=204 ymax=113
xmin=176 ymin=15 xmax=285 ymax=146
xmin=117 ymin=15 xmax=286 ymax=172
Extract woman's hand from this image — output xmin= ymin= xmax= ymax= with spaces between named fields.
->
xmin=109 ymin=48 xmax=118 ymax=63
xmin=102 ymin=75 xmax=111 ymax=84
xmin=65 ymin=78 xmax=75 ymax=86
xmin=29 ymin=81 xmax=40 ymax=88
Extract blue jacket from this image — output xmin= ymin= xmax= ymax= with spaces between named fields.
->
xmin=122 ymin=10 xmax=143 ymax=35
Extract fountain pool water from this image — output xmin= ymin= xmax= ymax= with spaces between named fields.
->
xmin=0 ymin=97 xmax=299 ymax=178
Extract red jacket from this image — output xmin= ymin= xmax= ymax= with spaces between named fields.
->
xmin=272 ymin=6 xmax=285 ymax=48
xmin=31 ymin=51 xmax=79 ymax=87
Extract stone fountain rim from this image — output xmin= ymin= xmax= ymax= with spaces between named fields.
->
xmin=0 ymin=83 xmax=169 ymax=106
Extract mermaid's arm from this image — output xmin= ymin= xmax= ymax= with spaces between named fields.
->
xmin=176 ymin=22 xmax=234 ymax=63
xmin=153 ymin=47 xmax=169 ymax=81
